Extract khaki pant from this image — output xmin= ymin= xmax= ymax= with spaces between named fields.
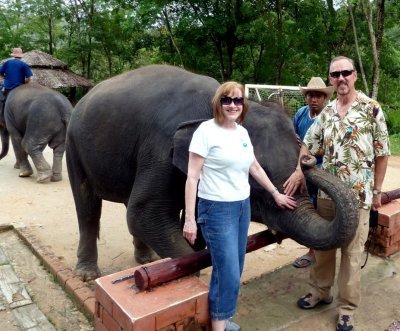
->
xmin=309 ymin=198 xmax=370 ymax=316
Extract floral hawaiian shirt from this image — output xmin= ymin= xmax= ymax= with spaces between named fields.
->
xmin=304 ymin=91 xmax=391 ymax=209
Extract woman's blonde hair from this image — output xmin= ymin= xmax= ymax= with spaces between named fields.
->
xmin=211 ymin=81 xmax=249 ymax=125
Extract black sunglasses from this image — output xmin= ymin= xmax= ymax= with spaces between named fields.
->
xmin=329 ymin=70 xmax=354 ymax=78
xmin=220 ymin=96 xmax=244 ymax=106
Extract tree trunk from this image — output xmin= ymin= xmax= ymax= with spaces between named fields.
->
xmin=48 ymin=16 xmax=53 ymax=55
xmin=348 ymin=0 xmax=369 ymax=95
xmin=361 ymin=0 xmax=385 ymax=99
xmin=162 ymin=7 xmax=184 ymax=68
xmin=274 ymin=0 xmax=283 ymax=84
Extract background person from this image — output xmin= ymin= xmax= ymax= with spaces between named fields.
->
xmin=183 ymin=81 xmax=297 ymax=331
xmin=290 ymin=77 xmax=334 ymax=268
xmin=0 ymin=47 xmax=32 ymax=100
xmin=284 ymin=56 xmax=390 ymax=331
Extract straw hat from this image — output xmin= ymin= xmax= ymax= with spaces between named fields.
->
xmin=299 ymin=77 xmax=334 ymax=99
xmin=10 ymin=48 xmax=23 ymax=58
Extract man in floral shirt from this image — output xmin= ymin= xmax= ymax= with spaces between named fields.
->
xmin=284 ymin=56 xmax=390 ymax=331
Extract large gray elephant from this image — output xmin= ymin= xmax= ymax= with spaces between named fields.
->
xmin=66 ymin=65 xmax=359 ymax=280
xmin=0 ymin=83 xmax=72 ymax=182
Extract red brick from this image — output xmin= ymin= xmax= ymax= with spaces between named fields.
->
xmin=382 ymin=222 xmax=400 ymax=236
xmin=195 ymin=293 xmax=210 ymax=326
xmin=378 ymin=201 xmax=400 ymax=227
xmin=96 ymin=302 xmax=104 ymax=320
xmin=373 ymin=233 xmax=391 ymax=247
xmin=102 ymin=308 xmax=122 ymax=331
xmin=132 ymin=315 xmax=156 ymax=331
xmin=40 ymin=252 xmax=59 ymax=271
xmin=95 ymin=318 xmax=109 ymax=331
xmin=56 ymin=268 xmax=76 ymax=287
xmin=74 ymin=286 xmax=95 ymax=307
xmin=95 ymin=282 xmax=114 ymax=317
xmin=65 ymin=276 xmax=86 ymax=295
xmin=111 ymin=300 xmax=136 ymax=331
xmin=175 ymin=318 xmax=196 ymax=331
xmin=47 ymin=258 xmax=68 ymax=275
xmin=389 ymin=232 xmax=400 ymax=246
xmin=83 ymin=296 xmax=96 ymax=317
xmin=155 ymin=298 xmax=196 ymax=329
xmin=370 ymin=241 xmax=400 ymax=257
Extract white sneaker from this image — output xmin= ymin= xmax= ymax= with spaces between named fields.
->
xmin=225 ymin=319 xmax=241 ymax=331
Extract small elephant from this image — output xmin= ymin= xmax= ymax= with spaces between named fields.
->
xmin=0 ymin=83 xmax=72 ymax=182
xmin=66 ymin=65 xmax=359 ymax=280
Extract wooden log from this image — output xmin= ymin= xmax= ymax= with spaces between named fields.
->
xmin=381 ymin=189 xmax=400 ymax=205
xmin=134 ymin=230 xmax=287 ymax=291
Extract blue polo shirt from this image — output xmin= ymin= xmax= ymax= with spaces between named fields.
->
xmin=0 ymin=59 xmax=33 ymax=90
xmin=293 ymin=105 xmax=322 ymax=166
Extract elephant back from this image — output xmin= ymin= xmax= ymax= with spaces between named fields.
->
xmin=5 ymin=83 xmax=72 ymax=131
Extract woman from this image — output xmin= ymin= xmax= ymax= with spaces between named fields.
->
xmin=183 ymin=81 xmax=297 ymax=331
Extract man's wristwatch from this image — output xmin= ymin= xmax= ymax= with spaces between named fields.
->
xmin=372 ymin=189 xmax=381 ymax=195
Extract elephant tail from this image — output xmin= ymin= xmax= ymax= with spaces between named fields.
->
xmin=0 ymin=124 xmax=9 ymax=160
xmin=60 ymin=106 xmax=72 ymax=128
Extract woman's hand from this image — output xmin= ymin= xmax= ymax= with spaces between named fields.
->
xmin=273 ymin=191 xmax=297 ymax=209
xmin=183 ymin=218 xmax=197 ymax=245
xmin=283 ymin=168 xmax=305 ymax=197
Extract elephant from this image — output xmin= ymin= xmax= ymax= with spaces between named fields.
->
xmin=0 ymin=83 xmax=72 ymax=182
xmin=66 ymin=64 xmax=359 ymax=280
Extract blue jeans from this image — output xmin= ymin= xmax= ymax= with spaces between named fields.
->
xmin=197 ymin=197 xmax=251 ymax=320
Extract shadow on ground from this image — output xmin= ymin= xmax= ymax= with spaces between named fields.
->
xmin=236 ymin=249 xmax=400 ymax=331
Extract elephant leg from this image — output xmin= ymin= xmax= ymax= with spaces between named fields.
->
xmin=10 ymin=134 xmax=33 ymax=177
xmin=22 ymin=138 xmax=52 ymax=183
xmin=50 ymin=141 xmax=65 ymax=182
xmin=75 ymin=195 xmax=102 ymax=281
xmin=127 ymin=167 xmax=193 ymax=262
xmin=67 ymin=146 xmax=102 ymax=280
xmin=133 ymin=235 xmax=159 ymax=264
xmin=124 ymin=199 xmax=158 ymax=264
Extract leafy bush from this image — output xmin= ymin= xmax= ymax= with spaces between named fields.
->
xmin=382 ymin=104 xmax=400 ymax=135
xmin=390 ymin=133 xmax=400 ymax=156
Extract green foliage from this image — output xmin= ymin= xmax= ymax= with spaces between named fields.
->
xmin=389 ymin=134 xmax=400 ymax=156
xmin=0 ymin=0 xmax=399 ymax=111
xmin=383 ymin=104 xmax=400 ymax=135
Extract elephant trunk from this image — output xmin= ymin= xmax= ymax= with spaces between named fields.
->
xmin=260 ymin=166 xmax=359 ymax=250
xmin=0 ymin=125 xmax=9 ymax=160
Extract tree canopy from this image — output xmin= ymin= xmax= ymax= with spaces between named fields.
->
xmin=0 ymin=0 xmax=399 ymax=105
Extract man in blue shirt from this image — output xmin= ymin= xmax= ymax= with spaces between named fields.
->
xmin=290 ymin=77 xmax=334 ymax=268
xmin=0 ymin=47 xmax=33 ymax=98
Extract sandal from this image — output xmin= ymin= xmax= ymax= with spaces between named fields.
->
xmin=297 ymin=292 xmax=333 ymax=309
xmin=293 ymin=254 xmax=314 ymax=268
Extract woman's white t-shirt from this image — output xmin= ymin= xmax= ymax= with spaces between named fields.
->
xmin=189 ymin=119 xmax=255 ymax=202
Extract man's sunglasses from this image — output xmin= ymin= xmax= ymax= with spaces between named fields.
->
xmin=220 ymin=96 xmax=244 ymax=106
xmin=329 ymin=70 xmax=354 ymax=79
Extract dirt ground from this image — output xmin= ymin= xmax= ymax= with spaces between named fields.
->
xmin=1 ymin=147 xmax=400 ymax=330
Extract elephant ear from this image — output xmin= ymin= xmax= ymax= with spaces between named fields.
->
xmin=172 ymin=119 xmax=208 ymax=175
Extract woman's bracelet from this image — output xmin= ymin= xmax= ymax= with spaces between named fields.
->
xmin=270 ymin=187 xmax=279 ymax=195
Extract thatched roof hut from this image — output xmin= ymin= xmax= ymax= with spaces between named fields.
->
xmin=1 ymin=50 xmax=93 ymax=89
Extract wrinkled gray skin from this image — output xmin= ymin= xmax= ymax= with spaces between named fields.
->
xmin=66 ymin=65 xmax=359 ymax=281
xmin=0 ymin=83 xmax=72 ymax=182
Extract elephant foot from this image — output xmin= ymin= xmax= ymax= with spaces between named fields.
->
xmin=19 ymin=170 xmax=33 ymax=177
xmin=14 ymin=162 xmax=20 ymax=169
xmin=134 ymin=248 xmax=159 ymax=265
xmin=36 ymin=170 xmax=52 ymax=183
xmin=51 ymin=173 xmax=62 ymax=182
xmin=75 ymin=263 xmax=101 ymax=282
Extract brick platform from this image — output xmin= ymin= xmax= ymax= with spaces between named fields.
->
xmin=367 ymin=200 xmax=400 ymax=257
xmin=95 ymin=259 xmax=211 ymax=331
